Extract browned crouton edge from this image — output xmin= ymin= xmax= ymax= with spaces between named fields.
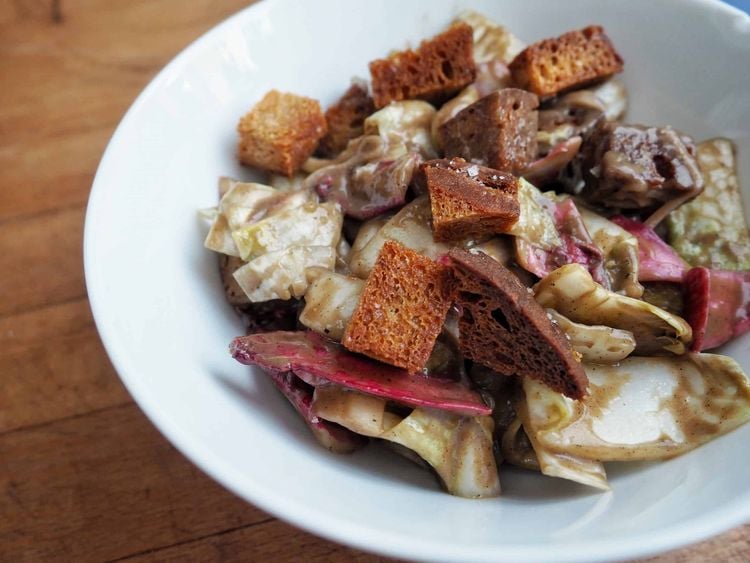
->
xmin=342 ymin=241 xmax=455 ymax=373
xmin=416 ymin=158 xmax=520 ymax=242
xmin=449 ymin=248 xmax=588 ymax=399
xmin=510 ymin=25 xmax=623 ymax=98
xmin=369 ymin=22 xmax=476 ymax=108
xmin=317 ymin=83 xmax=375 ymax=158
xmin=238 ymin=90 xmax=327 ymax=176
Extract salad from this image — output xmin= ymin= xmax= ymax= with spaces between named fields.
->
xmin=202 ymin=12 xmax=750 ymax=498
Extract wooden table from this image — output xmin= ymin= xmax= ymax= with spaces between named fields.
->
xmin=1 ymin=1 xmax=747 ymax=560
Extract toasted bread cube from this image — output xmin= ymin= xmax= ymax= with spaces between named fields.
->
xmin=509 ymin=26 xmax=623 ymax=98
xmin=317 ymin=83 xmax=376 ymax=158
xmin=369 ymin=22 xmax=476 ymax=108
xmin=439 ymin=88 xmax=539 ymax=174
xmin=342 ymin=241 xmax=455 ymax=373
xmin=237 ymin=90 xmax=327 ymax=176
xmin=417 ymin=158 xmax=520 ymax=242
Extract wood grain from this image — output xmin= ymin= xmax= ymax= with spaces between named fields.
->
xmin=0 ymin=207 xmax=86 ymax=318
xmin=0 ymin=404 xmax=267 ymax=562
xmin=0 ymin=0 xmax=747 ymax=561
xmin=645 ymin=527 xmax=750 ymax=562
xmin=0 ymin=0 xmax=250 ymax=222
xmin=121 ymin=519 xmax=392 ymax=562
xmin=0 ymin=298 xmax=130 ymax=433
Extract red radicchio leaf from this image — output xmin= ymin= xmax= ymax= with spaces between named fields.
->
xmin=230 ymin=331 xmax=491 ymax=416
xmin=611 ymin=215 xmax=687 ymax=283
xmin=684 ymin=267 xmax=750 ymax=351
xmin=683 ymin=267 xmax=710 ymax=351
xmin=268 ymin=370 xmax=367 ymax=451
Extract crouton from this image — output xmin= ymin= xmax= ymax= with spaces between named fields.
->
xmin=416 ymin=158 xmax=520 ymax=242
xmin=439 ymin=88 xmax=539 ymax=174
xmin=509 ymin=26 xmax=623 ymax=98
xmin=369 ymin=22 xmax=476 ymax=108
xmin=317 ymin=83 xmax=376 ymax=158
xmin=342 ymin=241 xmax=455 ymax=373
xmin=448 ymin=248 xmax=588 ymax=400
xmin=237 ymin=90 xmax=327 ymax=176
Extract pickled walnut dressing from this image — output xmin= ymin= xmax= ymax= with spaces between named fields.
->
xmin=523 ymin=356 xmax=750 ymax=461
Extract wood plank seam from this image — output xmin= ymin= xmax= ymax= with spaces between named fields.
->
xmin=0 ymin=201 xmax=88 ymax=228
xmin=108 ymin=518 xmax=277 ymax=562
xmin=0 ymin=400 xmax=133 ymax=438
xmin=0 ymin=292 xmax=89 ymax=324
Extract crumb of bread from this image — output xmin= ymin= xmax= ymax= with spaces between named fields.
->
xmin=439 ymin=88 xmax=539 ymax=174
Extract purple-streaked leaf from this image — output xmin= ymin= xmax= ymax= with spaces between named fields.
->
xmin=230 ymin=331 xmax=491 ymax=416
xmin=517 ymin=196 xmax=607 ymax=285
xmin=684 ymin=267 xmax=750 ymax=351
xmin=611 ymin=215 xmax=687 ymax=283
xmin=305 ymin=138 xmax=419 ymax=220
xmin=267 ymin=369 xmax=367 ymax=453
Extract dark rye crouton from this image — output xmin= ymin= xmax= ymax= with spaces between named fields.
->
xmin=342 ymin=241 xmax=456 ymax=373
xmin=439 ymin=88 xmax=539 ymax=174
xmin=510 ymin=25 xmax=623 ymax=98
xmin=316 ymin=83 xmax=376 ymax=158
xmin=369 ymin=22 xmax=476 ymax=108
xmin=416 ymin=158 xmax=520 ymax=243
xmin=448 ymin=248 xmax=588 ymax=399
xmin=237 ymin=90 xmax=327 ymax=176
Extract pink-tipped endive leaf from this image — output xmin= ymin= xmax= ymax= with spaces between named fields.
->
xmin=230 ymin=331 xmax=491 ymax=416
xmin=517 ymin=196 xmax=607 ymax=285
xmin=684 ymin=267 xmax=750 ymax=351
xmin=304 ymin=136 xmax=419 ymax=220
xmin=611 ymin=215 xmax=687 ymax=283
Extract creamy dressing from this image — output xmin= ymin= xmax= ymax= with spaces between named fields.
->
xmin=521 ymin=355 xmax=750 ymax=461
xmin=312 ymin=385 xmax=500 ymax=498
xmin=299 ymin=272 xmax=364 ymax=340
xmin=534 ymin=264 xmax=691 ymax=354
xmin=348 ymin=197 xmax=450 ymax=278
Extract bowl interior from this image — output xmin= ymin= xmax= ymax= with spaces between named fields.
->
xmin=84 ymin=0 xmax=750 ymax=561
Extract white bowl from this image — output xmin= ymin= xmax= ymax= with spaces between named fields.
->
xmin=84 ymin=0 xmax=750 ymax=561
